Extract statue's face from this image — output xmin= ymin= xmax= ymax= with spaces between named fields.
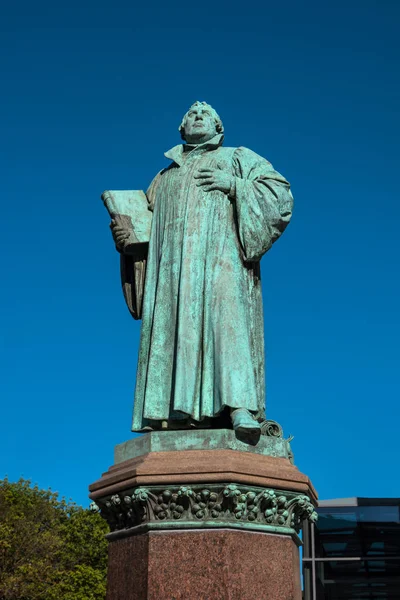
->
xmin=183 ymin=105 xmax=218 ymax=144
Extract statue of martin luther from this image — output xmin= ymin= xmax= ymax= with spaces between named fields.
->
xmin=109 ymin=101 xmax=294 ymax=443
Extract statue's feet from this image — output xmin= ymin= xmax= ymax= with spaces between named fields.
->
xmin=231 ymin=408 xmax=261 ymax=445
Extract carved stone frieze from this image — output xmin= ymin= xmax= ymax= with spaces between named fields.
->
xmin=91 ymin=483 xmax=317 ymax=535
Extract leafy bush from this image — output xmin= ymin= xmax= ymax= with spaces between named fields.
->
xmin=0 ymin=478 xmax=108 ymax=600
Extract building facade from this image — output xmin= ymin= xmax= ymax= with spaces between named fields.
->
xmin=302 ymin=497 xmax=400 ymax=599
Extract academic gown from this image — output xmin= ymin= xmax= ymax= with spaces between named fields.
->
xmin=129 ymin=134 xmax=293 ymax=431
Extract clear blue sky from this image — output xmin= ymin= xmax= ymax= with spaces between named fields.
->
xmin=1 ymin=0 xmax=399 ymax=507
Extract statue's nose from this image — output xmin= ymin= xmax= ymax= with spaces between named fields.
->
xmin=195 ymin=114 xmax=203 ymax=121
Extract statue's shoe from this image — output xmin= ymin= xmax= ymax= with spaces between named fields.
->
xmin=231 ymin=409 xmax=261 ymax=445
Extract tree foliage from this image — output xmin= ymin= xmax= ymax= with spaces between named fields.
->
xmin=0 ymin=478 xmax=108 ymax=600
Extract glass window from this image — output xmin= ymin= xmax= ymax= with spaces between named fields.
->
xmin=315 ymin=559 xmax=400 ymax=600
xmin=303 ymin=500 xmax=400 ymax=600
xmin=313 ymin=505 xmax=400 ymax=559
xmin=358 ymin=506 xmax=400 ymax=523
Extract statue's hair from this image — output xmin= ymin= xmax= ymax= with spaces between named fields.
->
xmin=179 ymin=101 xmax=224 ymax=140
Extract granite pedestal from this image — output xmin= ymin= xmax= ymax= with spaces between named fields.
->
xmin=89 ymin=430 xmax=317 ymax=600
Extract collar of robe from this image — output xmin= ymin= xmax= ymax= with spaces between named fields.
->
xmin=164 ymin=133 xmax=224 ymax=166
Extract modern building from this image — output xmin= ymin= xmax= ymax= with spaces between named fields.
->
xmin=302 ymin=497 xmax=400 ymax=600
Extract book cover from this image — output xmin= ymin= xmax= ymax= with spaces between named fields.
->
xmin=101 ymin=190 xmax=152 ymax=244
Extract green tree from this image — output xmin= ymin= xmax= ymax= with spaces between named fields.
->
xmin=0 ymin=478 xmax=108 ymax=600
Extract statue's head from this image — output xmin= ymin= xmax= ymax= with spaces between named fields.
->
xmin=179 ymin=101 xmax=224 ymax=144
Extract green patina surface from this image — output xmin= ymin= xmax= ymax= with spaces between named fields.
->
xmin=114 ymin=429 xmax=291 ymax=464
xmin=107 ymin=102 xmax=294 ymax=437
xmin=107 ymin=521 xmax=302 ymax=546
xmin=91 ymin=483 xmax=316 ymax=543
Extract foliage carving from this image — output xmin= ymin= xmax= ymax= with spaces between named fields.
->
xmin=93 ymin=483 xmax=317 ymax=534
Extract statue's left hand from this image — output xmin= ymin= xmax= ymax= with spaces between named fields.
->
xmin=110 ymin=220 xmax=133 ymax=252
xmin=194 ymin=168 xmax=232 ymax=194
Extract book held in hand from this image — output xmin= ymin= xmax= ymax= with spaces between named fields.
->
xmin=101 ymin=190 xmax=152 ymax=320
xmin=101 ymin=190 xmax=152 ymax=245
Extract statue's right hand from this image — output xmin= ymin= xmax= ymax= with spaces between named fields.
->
xmin=110 ymin=220 xmax=132 ymax=252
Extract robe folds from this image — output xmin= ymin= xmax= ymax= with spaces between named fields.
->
xmin=130 ymin=134 xmax=293 ymax=431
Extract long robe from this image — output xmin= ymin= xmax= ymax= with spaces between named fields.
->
xmin=131 ymin=134 xmax=293 ymax=431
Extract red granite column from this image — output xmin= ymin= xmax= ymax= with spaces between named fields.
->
xmin=106 ymin=529 xmax=302 ymax=600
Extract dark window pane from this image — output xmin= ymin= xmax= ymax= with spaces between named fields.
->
xmin=304 ymin=501 xmax=400 ymax=599
xmin=357 ymin=506 xmax=400 ymax=523
xmin=316 ymin=559 xmax=400 ymax=600
xmin=314 ymin=505 xmax=400 ymax=558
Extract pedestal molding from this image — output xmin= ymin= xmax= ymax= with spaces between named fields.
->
xmin=89 ymin=450 xmax=317 ymax=504
xmin=91 ymin=482 xmax=317 ymax=541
